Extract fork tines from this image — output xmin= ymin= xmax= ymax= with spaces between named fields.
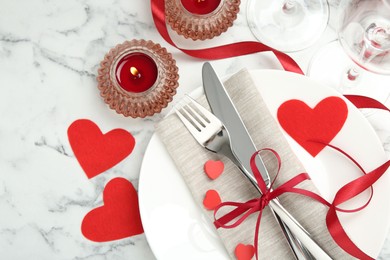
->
xmin=174 ymin=96 xmax=220 ymax=144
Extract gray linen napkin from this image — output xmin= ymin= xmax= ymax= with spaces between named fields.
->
xmin=155 ymin=69 xmax=352 ymax=259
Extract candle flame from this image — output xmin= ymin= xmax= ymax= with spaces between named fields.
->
xmin=130 ymin=67 xmax=141 ymax=78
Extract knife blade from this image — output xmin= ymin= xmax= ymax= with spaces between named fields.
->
xmin=202 ymin=62 xmax=270 ymax=187
xmin=201 ymin=62 xmax=322 ymax=260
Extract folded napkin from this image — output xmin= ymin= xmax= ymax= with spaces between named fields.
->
xmin=156 ymin=69 xmax=352 ymax=259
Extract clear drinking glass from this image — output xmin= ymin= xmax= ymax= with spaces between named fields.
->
xmin=308 ymin=0 xmax=390 ymax=106
xmin=246 ymin=0 xmax=330 ymax=52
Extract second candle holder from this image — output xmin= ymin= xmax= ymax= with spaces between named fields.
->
xmin=165 ymin=0 xmax=241 ymax=40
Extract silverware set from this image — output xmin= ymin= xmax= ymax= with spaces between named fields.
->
xmin=174 ymin=62 xmax=332 ymax=260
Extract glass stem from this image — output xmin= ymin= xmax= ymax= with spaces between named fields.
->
xmin=360 ymin=23 xmax=390 ymax=64
xmin=282 ymin=1 xmax=297 ymax=14
xmin=341 ymin=66 xmax=361 ymax=90
xmin=343 ymin=24 xmax=388 ymax=88
xmin=346 ymin=68 xmax=360 ymax=81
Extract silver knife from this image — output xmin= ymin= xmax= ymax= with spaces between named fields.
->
xmin=202 ymin=62 xmax=330 ymax=260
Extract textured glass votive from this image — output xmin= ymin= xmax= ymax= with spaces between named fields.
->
xmin=97 ymin=39 xmax=179 ymax=118
xmin=165 ymin=0 xmax=240 ymax=40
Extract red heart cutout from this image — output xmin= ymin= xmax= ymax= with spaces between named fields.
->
xmin=81 ymin=177 xmax=144 ymax=242
xmin=277 ymin=96 xmax=348 ymax=157
xmin=204 ymin=160 xmax=224 ymax=180
xmin=68 ymin=119 xmax=135 ymax=179
xmin=203 ymin=189 xmax=221 ymax=210
xmin=235 ymin=243 xmax=255 ymax=260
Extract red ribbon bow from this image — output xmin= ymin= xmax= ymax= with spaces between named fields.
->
xmin=213 ymin=146 xmax=390 ymax=260
xmin=213 ymin=149 xmax=311 ymax=260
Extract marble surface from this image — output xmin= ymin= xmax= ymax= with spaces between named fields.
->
xmin=0 ymin=0 xmax=389 ymax=259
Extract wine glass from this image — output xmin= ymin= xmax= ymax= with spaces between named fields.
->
xmin=308 ymin=0 xmax=390 ymax=107
xmin=246 ymin=0 xmax=330 ymax=52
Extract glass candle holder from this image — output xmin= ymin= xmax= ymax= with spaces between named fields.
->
xmin=97 ymin=39 xmax=179 ymax=118
xmin=165 ymin=0 xmax=240 ymax=40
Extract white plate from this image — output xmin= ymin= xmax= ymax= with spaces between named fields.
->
xmin=139 ymin=70 xmax=390 ymax=259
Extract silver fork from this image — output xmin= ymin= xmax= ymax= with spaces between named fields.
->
xmin=175 ymin=96 xmax=332 ymax=260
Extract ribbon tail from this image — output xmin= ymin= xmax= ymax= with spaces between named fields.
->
xmin=344 ymin=95 xmax=390 ymax=112
xmin=327 ymin=208 xmax=374 ymax=260
xmin=151 ymin=0 xmax=176 ymax=47
xmin=214 ymin=199 xmax=259 ymax=229
xmin=254 ymin=210 xmax=263 ymax=260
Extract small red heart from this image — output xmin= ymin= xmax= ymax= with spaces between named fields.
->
xmin=68 ymin=119 xmax=135 ymax=179
xmin=81 ymin=177 xmax=144 ymax=242
xmin=235 ymin=243 xmax=255 ymax=260
xmin=204 ymin=160 xmax=224 ymax=180
xmin=203 ymin=189 xmax=221 ymax=210
xmin=277 ymin=96 xmax=348 ymax=157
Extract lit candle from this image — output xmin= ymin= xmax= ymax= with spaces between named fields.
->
xmin=115 ymin=53 xmax=158 ymax=93
xmin=181 ymin=0 xmax=222 ymax=15
xmin=97 ymin=39 xmax=179 ymax=118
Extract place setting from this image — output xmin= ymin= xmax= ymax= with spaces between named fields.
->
xmin=1 ymin=0 xmax=390 ymax=259
xmin=139 ymin=63 xmax=390 ymax=259
xmin=136 ymin=1 xmax=390 ymax=259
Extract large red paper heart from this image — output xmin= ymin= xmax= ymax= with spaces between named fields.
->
xmin=235 ymin=243 xmax=255 ymax=260
xmin=204 ymin=160 xmax=224 ymax=180
xmin=277 ymin=96 xmax=348 ymax=157
xmin=203 ymin=189 xmax=221 ymax=210
xmin=81 ymin=177 xmax=144 ymax=242
xmin=68 ymin=119 xmax=135 ymax=179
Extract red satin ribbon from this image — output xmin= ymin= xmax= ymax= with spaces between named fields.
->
xmin=213 ymin=147 xmax=389 ymax=260
xmin=344 ymin=95 xmax=390 ymax=112
xmin=151 ymin=0 xmax=303 ymax=74
xmin=213 ymin=149 xmax=311 ymax=260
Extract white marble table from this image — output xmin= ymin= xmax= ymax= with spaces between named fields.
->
xmin=0 ymin=0 xmax=389 ymax=259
